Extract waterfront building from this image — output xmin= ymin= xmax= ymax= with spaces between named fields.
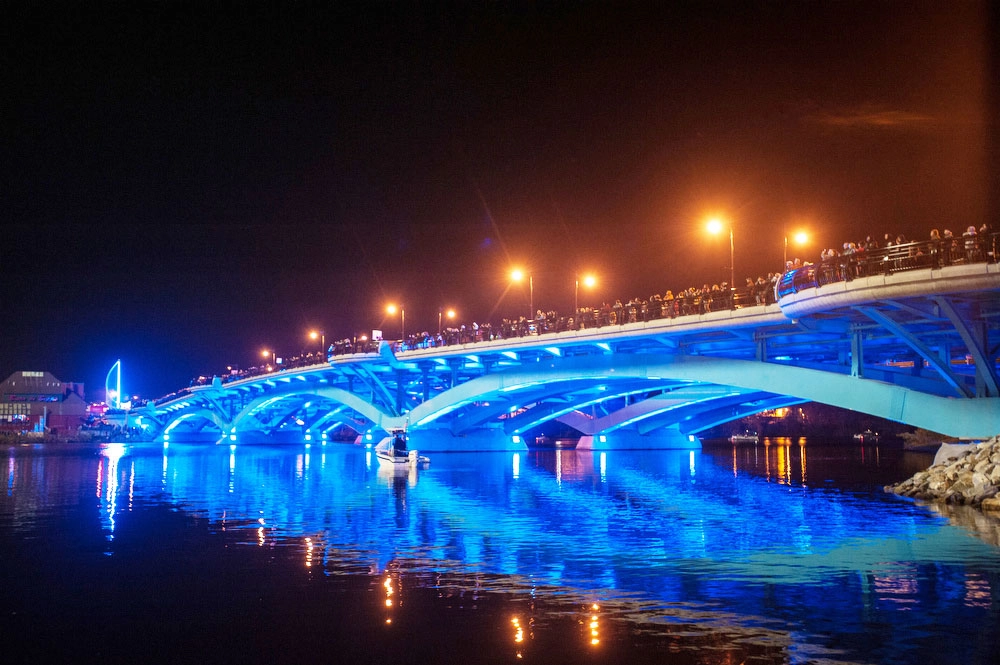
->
xmin=0 ymin=370 xmax=86 ymax=433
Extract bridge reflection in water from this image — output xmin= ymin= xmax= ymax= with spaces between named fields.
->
xmin=146 ymin=255 xmax=1000 ymax=449
xmin=52 ymin=440 xmax=996 ymax=664
xmin=0 ymin=440 xmax=1000 ymax=664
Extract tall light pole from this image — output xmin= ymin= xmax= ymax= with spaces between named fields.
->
xmin=575 ymin=273 xmax=596 ymax=318
xmin=511 ymin=269 xmax=533 ymax=319
xmin=386 ymin=303 xmax=405 ymax=340
xmin=308 ymin=329 xmax=325 ymax=354
xmin=707 ymin=217 xmax=735 ymax=289
xmin=261 ymin=348 xmax=275 ymax=370
xmin=438 ymin=307 xmax=456 ymax=334
xmin=784 ymin=231 xmax=808 ymax=267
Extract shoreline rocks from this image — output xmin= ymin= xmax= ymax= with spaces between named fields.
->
xmin=885 ymin=434 xmax=1000 ymax=509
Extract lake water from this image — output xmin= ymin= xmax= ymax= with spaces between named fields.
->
xmin=2 ymin=438 xmax=999 ymax=664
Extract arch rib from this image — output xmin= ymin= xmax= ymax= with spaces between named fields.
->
xmin=932 ymin=296 xmax=999 ymax=397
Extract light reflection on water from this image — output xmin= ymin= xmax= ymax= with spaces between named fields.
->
xmin=3 ymin=439 xmax=1000 ymax=664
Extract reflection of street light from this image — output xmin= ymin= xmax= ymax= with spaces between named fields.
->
xmin=706 ymin=217 xmax=735 ymax=288
xmin=308 ymin=329 xmax=325 ymax=354
xmin=510 ymin=269 xmax=533 ymax=319
xmin=438 ymin=308 xmax=456 ymax=334
xmin=575 ymin=273 xmax=597 ymax=317
xmin=386 ymin=304 xmax=405 ymax=339
xmin=261 ymin=348 xmax=275 ymax=370
xmin=784 ymin=230 xmax=809 ymax=266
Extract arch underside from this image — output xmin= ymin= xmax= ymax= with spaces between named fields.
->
xmin=159 ymin=354 xmax=998 ymax=443
xmin=403 ymin=355 xmax=999 ymax=439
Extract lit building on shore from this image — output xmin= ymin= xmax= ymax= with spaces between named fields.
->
xmin=0 ymin=371 xmax=86 ymax=433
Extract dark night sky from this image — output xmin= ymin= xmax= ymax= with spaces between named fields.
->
xmin=2 ymin=1 xmax=997 ymax=399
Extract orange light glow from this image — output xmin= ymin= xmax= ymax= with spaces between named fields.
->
xmin=512 ymin=616 xmax=524 ymax=644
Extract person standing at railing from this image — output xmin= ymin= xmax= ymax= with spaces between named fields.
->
xmin=942 ymin=229 xmax=958 ymax=264
xmin=755 ymin=276 xmax=769 ymax=304
xmin=963 ymin=226 xmax=978 ymax=262
xmin=928 ymin=229 xmax=942 ymax=268
xmin=840 ymin=242 xmax=856 ymax=280
xmin=662 ymin=292 xmax=675 ymax=318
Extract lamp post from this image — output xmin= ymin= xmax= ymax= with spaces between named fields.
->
xmin=511 ymin=269 xmax=533 ymax=319
xmin=707 ymin=217 xmax=735 ymax=289
xmin=784 ymin=231 xmax=809 ymax=267
xmin=261 ymin=349 xmax=275 ymax=371
xmin=386 ymin=304 xmax=405 ymax=340
xmin=438 ymin=308 xmax=456 ymax=334
xmin=308 ymin=330 xmax=325 ymax=354
xmin=575 ymin=273 xmax=596 ymax=318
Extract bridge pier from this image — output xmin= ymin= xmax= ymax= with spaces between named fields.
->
xmin=577 ymin=426 xmax=700 ymax=451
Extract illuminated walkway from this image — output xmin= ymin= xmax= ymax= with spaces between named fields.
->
xmin=145 ymin=260 xmax=1000 ymax=450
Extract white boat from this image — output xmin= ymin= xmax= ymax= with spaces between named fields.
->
xmin=729 ymin=430 xmax=759 ymax=444
xmin=374 ymin=432 xmax=430 ymax=469
xmin=853 ymin=429 xmax=879 ymax=442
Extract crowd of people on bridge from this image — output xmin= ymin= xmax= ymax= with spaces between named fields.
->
xmin=780 ymin=224 xmax=997 ymax=294
xmin=176 ymin=223 xmax=996 ymax=393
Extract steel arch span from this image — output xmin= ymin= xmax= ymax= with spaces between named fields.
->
xmin=397 ymin=354 xmax=998 ymax=441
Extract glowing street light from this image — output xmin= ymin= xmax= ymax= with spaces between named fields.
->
xmin=706 ymin=217 xmax=735 ymax=289
xmin=386 ymin=303 xmax=405 ymax=340
xmin=510 ymin=268 xmax=533 ymax=319
xmin=575 ymin=273 xmax=597 ymax=317
xmin=261 ymin=348 xmax=275 ymax=370
xmin=308 ymin=329 xmax=325 ymax=354
xmin=784 ymin=230 xmax=809 ymax=267
xmin=438 ymin=307 xmax=456 ymax=334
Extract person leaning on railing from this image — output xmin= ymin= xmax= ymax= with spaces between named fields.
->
xmin=963 ymin=226 xmax=979 ymax=262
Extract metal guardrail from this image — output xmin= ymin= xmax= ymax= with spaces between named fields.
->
xmin=776 ymin=231 xmax=998 ymax=299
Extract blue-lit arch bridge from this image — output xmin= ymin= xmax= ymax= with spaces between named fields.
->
xmin=143 ymin=257 xmax=1000 ymax=452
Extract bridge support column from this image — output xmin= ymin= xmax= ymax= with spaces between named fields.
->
xmin=577 ymin=426 xmax=700 ymax=451
xmin=406 ymin=427 xmax=527 ymax=452
xmin=359 ymin=427 xmax=389 ymax=447
xmin=850 ymin=329 xmax=864 ymax=377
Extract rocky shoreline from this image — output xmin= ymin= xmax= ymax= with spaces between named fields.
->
xmin=885 ymin=434 xmax=1000 ymax=511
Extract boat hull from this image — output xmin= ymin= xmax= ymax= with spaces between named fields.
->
xmin=374 ymin=438 xmax=430 ymax=469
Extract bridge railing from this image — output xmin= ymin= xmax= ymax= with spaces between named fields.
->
xmin=174 ymin=280 xmax=775 ymax=394
xmin=776 ymin=231 xmax=998 ymax=299
xmin=379 ymin=285 xmax=774 ymax=353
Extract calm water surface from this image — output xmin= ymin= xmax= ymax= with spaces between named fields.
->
xmin=2 ymin=438 xmax=999 ymax=664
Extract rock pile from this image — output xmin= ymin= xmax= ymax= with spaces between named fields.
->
xmin=885 ymin=434 xmax=1000 ymax=510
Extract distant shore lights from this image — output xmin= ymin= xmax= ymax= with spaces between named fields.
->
xmin=105 ymin=359 xmax=122 ymax=409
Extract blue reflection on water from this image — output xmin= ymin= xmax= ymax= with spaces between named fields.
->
xmin=7 ymin=441 xmax=1000 ymax=663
